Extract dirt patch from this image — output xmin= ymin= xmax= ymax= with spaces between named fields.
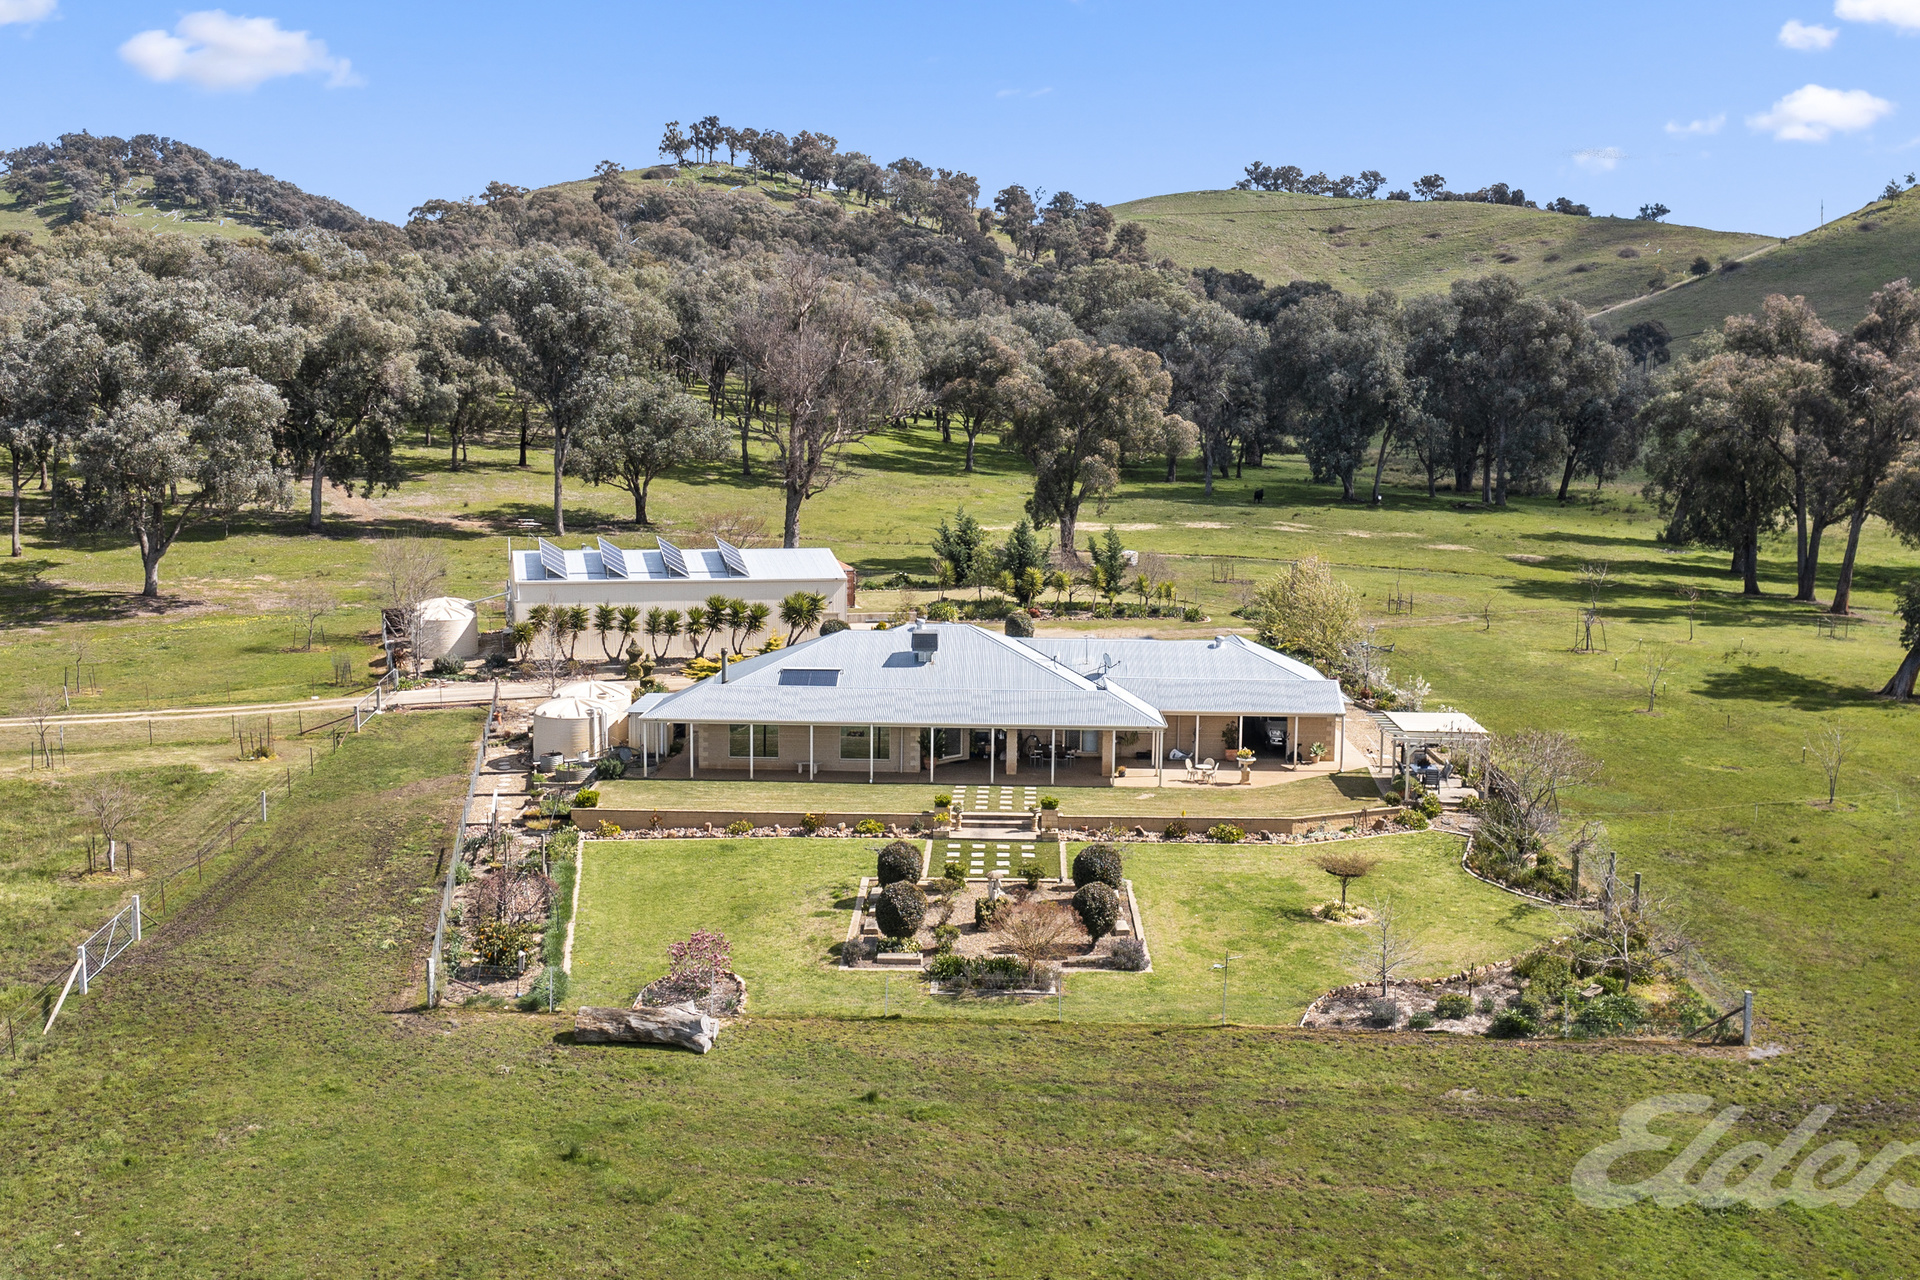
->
xmin=1424 ymin=543 xmax=1474 ymax=552
xmin=1181 ymin=521 xmax=1230 ymax=529
xmin=1270 ymin=522 xmax=1315 ymax=532
xmin=1506 ymin=553 xmax=1547 ymax=564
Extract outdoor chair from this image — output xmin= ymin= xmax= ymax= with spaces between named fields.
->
xmin=1198 ymin=758 xmax=1219 ymax=784
xmin=1180 ymin=758 xmax=1204 ymax=784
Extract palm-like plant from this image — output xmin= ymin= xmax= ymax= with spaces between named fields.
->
xmin=615 ymin=605 xmax=640 ymax=660
xmin=684 ymin=606 xmax=711 ymax=658
xmin=743 ymin=602 xmax=771 ymax=646
xmin=563 ymin=605 xmax=591 ymax=661
xmin=779 ymin=590 xmax=827 ymax=642
xmin=594 ymin=603 xmax=620 ymax=661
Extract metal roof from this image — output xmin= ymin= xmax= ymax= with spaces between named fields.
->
xmin=1377 ymin=710 xmax=1488 ymax=738
xmin=628 ymin=624 xmax=1167 ymax=730
xmin=511 ymin=540 xmax=844 ymax=584
xmin=1018 ymin=634 xmax=1346 ymax=716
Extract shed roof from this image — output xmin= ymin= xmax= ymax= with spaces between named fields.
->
xmin=1378 ymin=710 xmax=1489 ymax=738
xmin=629 ymin=624 xmax=1166 ymax=730
xmin=510 ymin=539 xmax=843 ymax=585
xmin=1018 ymin=634 xmax=1346 ymax=716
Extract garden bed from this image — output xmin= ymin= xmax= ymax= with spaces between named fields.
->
xmin=844 ymin=873 xmax=1147 ymax=973
xmin=638 ymin=969 xmax=747 ymax=1018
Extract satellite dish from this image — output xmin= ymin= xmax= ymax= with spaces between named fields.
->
xmin=1101 ymin=652 xmax=1111 ymax=670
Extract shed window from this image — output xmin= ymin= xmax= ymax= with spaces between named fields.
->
xmin=728 ymin=724 xmax=778 ymax=757
xmin=839 ymin=726 xmax=890 ymax=760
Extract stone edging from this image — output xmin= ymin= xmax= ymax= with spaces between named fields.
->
xmin=1453 ymin=828 xmax=1585 ymax=907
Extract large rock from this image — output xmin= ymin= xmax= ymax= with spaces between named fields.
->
xmin=573 ymin=1003 xmax=720 ymax=1053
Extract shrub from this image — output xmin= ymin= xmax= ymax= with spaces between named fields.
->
xmin=1039 ymin=794 xmax=1059 ymax=811
xmin=1003 ymin=610 xmax=1035 ymax=638
xmin=874 ymin=935 xmax=921 ymax=954
xmin=1573 ymin=993 xmax=1648 ymax=1039
xmin=1183 ymin=606 xmax=1204 ymax=622
xmin=1417 ymin=792 xmax=1443 ymax=819
xmin=1432 ymin=992 xmax=1473 ymax=1020
xmin=725 ymin=820 xmax=753 ymax=836
xmin=432 ymin=654 xmax=464 ymax=676
xmin=1163 ymin=821 xmax=1190 ymax=840
xmin=573 ymin=789 xmax=600 ymax=808
xmin=595 ymin=820 xmax=621 ymax=838
xmin=840 ymin=936 xmax=869 ymax=964
xmin=941 ymin=860 xmax=965 ymax=886
xmin=1016 ymin=859 xmax=1044 ymax=888
xmin=1383 ymin=790 xmax=1403 ymax=806
xmin=1520 ymin=952 xmax=1574 ymax=994
xmin=800 ymin=812 xmax=823 ymax=834
xmin=819 ymin=618 xmax=850 ymax=635
xmin=1072 ymin=882 xmax=1121 ymax=942
xmin=931 ymin=923 xmax=960 ymax=954
xmin=854 ymin=819 xmax=885 ymax=837
xmin=926 ymin=953 xmax=968 ymax=982
xmin=974 ymin=895 xmax=1003 ymax=927
xmin=1109 ymin=937 xmax=1149 ymax=971
xmin=925 ymin=600 xmax=959 ymax=622
xmin=1364 ymin=997 xmax=1400 ymax=1028
xmin=934 ymin=793 xmax=952 ymax=808
xmin=971 ymin=956 xmax=1026 ymax=989
xmin=876 ymin=840 xmax=920 ymax=886
xmin=1208 ymin=824 xmax=1246 ymax=844
xmin=515 ymin=965 xmax=569 ymax=1011
xmin=595 ymin=756 xmax=627 ymax=780
xmin=468 ymin=918 xmax=538 ymax=968
xmin=1071 ymin=843 xmax=1125 ymax=890
xmin=873 ymin=882 xmax=926 ymax=939
xmin=1408 ymin=1012 xmax=1435 ymax=1031
xmin=1487 ymin=1009 xmax=1539 ymax=1039
xmin=1476 ymin=995 xmax=1496 ymax=1014
xmin=1401 ymin=811 xmax=1430 ymax=830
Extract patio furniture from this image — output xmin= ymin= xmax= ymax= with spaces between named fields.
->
xmin=1198 ymin=757 xmax=1219 ymax=785
xmin=1181 ymin=758 xmax=1205 ymax=785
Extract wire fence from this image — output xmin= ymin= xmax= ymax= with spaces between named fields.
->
xmin=426 ymin=683 xmax=502 ymax=1010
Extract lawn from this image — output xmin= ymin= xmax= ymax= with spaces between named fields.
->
xmin=594 ymin=768 xmax=1375 ymax=820
xmin=567 ymin=833 xmax=1561 ymax=1023
xmin=4 ymin=710 xmax=1917 ymax=1277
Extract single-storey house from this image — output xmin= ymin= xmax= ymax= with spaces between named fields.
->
xmin=507 ymin=537 xmax=854 ymax=656
xmin=626 ymin=623 xmax=1348 ymax=786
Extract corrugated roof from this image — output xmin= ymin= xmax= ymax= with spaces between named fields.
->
xmin=511 ymin=542 xmax=844 ymax=584
xmin=628 ymin=624 xmax=1166 ymax=729
xmin=1019 ymin=634 xmax=1345 ymax=715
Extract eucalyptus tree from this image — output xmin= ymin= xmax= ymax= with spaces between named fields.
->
xmin=569 ymin=375 xmax=728 ymax=525
xmin=1097 ymin=295 xmax=1262 ymax=496
xmin=1826 ymin=280 xmax=1920 ymax=615
xmin=1269 ymin=290 xmax=1410 ymax=502
xmin=279 ymin=297 xmax=417 ymax=531
xmin=923 ymin=312 xmax=1035 ymax=472
xmin=731 ymin=256 xmax=922 ymax=546
xmin=411 ymin=305 xmax=514 ymax=472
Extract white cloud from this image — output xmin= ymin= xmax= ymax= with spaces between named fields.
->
xmin=1835 ymin=0 xmax=1920 ymax=32
xmin=0 ymin=0 xmax=56 ymax=25
xmin=1779 ymin=18 xmax=1839 ymax=48
xmin=1572 ymin=146 xmax=1625 ymax=172
xmin=1748 ymin=83 xmax=1894 ymax=140
xmin=995 ymin=88 xmax=1019 ymax=98
xmin=119 ymin=10 xmax=359 ymax=91
xmin=1666 ymin=114 xmax=1726 ymax=135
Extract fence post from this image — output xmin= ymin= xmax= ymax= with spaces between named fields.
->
xmin=131 ymin=896 xmax=142 ymax=942
xmin=260 ymin=791 xmax=268 ymax=822
xmin=1742 ymin=991 xmax=1754 ymax=1047
xmin=76 ymin=944 xmax=89 ymax=995
xmin=1632 ymin=872 xmax=1641 ymax=913
xmin=426 ymin=955 xmax=437 ymax=1009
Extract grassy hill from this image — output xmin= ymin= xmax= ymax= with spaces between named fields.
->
xmin=1594 ymin=186 xmax=1920 ymax=346
xmin=1109 ymin=188 xmax=1774 ymax=312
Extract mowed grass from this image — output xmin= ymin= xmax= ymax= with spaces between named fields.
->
xmin=569 ymin=832 xmax=1558 ymax=1024
xmin=1107 ymin=188 xmax=1772 ymax=311
xmin=4 ymin=710 xmax=1918 ymax=1277
xmin=1598 ymin=187 xmax=1920 ymax=348
xmin=595 ymin=769 xmax=1373 ymax=820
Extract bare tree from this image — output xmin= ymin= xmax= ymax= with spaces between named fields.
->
xmin=1807 ymin=721 xmax=1847 ymax=805
xmin=1676 ymin=585 xmax=1700 ymax=641
xmin=1311 ymin=851 xmax=1380 ymax=909
xmin=24 ymin=689 xmax=59 ymax=767
xmin=1341 ymin=898 xmax=1425 ymax=996
xmin=287 ymin=581 xmax=340 ymax=651
xmin=991 ymin=900 xmax=1076 ymax=982
xmin=1483 ymin=730 xmax=1599 ymax=857
xmin=733 ymin=256 xmax=923 ymax=547
xmin=529 ymin=626 xmax=570 ymax=695
xmin=78 ymin=776 xmax=137 ymax=873
xmin=372 ymin=537 xmax=450 ymax=676
xmin=1558 ymin=860 xmax=1693 ymax=995
xmin=1639 ymin=643 xmax=1674 ymax=713
xmin=687 ymin=508 xmax=771 ymax=548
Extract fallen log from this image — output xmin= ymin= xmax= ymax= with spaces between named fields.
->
xmin=572 ymin=1003 xmax=719 ymax=1053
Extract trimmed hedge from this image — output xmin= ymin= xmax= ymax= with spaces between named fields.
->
xmin=873 ymin=881 xmax=927 ymax=939
xmin=876 ymin=840 xmax=920 ymax=886
xmin=1073 ymin=882 xmax=1121 ymax=942
xmin=1071 ymin=843 xmax=1124 ymax=890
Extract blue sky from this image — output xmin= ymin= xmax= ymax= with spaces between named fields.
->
xmin=3 ymin=1 xmax=1918 ymax=236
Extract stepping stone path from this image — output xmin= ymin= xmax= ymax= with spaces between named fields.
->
xmin=936 ymin=784 xmax=1038 ymax=876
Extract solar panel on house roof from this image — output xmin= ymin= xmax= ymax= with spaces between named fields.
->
xmin=537 ymin=538 xmax=569 ymax=581
xmin=596 ymin=537 xmax=629 ymax=579
xmin=715 ymin=537 xmax=750 ymax=577
xmin=656 ymin=537 xmax=689 ymax=577
xmin=777 ymin=668 xmax=840 ymax=686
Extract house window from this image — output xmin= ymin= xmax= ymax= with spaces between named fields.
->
xmin=839 ymin=726 xmax=890 ymax=760
xmin=728 ymin=724 xmax=778 ymax=757
xmin=1080 ymin=730 xmax=1100 ymax=753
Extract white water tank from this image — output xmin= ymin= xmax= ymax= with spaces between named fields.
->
xmin=414 ymin=597 xmax=478 ymax=662
xmin=531 ymin=696 xmax=606 ymax=760
xmin=556 ymin=680 xmax=631 ymax=746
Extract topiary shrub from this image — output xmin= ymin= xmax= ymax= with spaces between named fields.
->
xmin=873 ymin=881 xmax=927 ymax=939
xmin=1072 ymin=882 xmax=1121 ymax=942
xmin=1487 ymin=1009 xmax=1539 ymax=1039
xmin=573 ymin=789 xmax=600 ymax=808
xmin=1071 ymin=843 xmax=1125 ymax=890
xmin=1432 ymin=992 xmax=1473 ymax=1020
xmin=1004 ymin=610 xmax=1035 ymax=638
xmin=933 ymin=793 xmax=952 ymax=808
xmin=1109 ymin=937 xmax=1149 ymax=971
xmin=1039 ymin=794 xmax=1059 ymax=811
xmin=854 ymin=819 xmax=885 ymax=837
xmin=1207 ymin=823 xmax=1245 ymax=844
xmin=820 ymin=618 xmax=850 ymax=635
xmin=725 ymin=820 xmax=753 ymax=836
xmin=876 ymin=840 xmax=920 ymax=886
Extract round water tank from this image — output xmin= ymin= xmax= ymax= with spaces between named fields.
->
xmin=414 ymin=597 xmax=478 ymax=663
xmin=531 ymin=696 xmax=603 ymax=760
xmin=556 ymin=680 xmax=629 ymax=745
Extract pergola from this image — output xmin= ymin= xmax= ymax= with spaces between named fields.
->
xmin=1369 ymin=710 xmax=1489 ymax=795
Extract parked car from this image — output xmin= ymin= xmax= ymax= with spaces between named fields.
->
xmin=1250 ymin=717 xmax=1289 ymax=751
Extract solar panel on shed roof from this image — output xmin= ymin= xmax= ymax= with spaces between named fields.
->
xmin=596 ymin=537 xmax=629 ymax=579
xmin=715 ymin=537 xmax=750 ymax=577
xmin=656 ymin=537 xmax=689 ymax=577
xmin=537 ymin=538 xmax=568 ymax=581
